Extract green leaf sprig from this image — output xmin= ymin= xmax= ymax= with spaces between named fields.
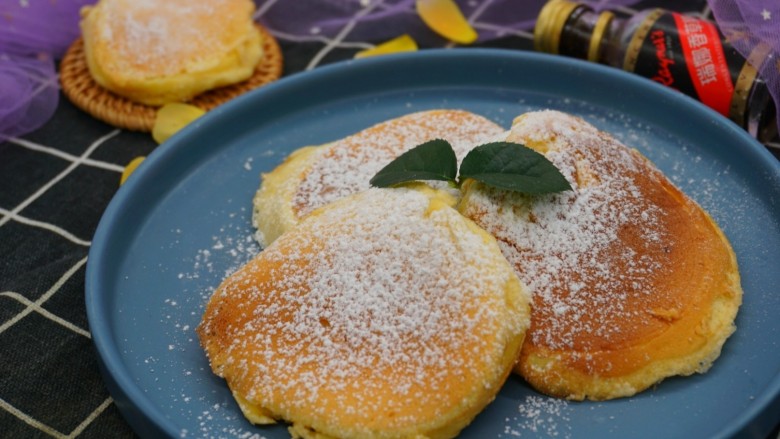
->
xmin=369 ymin=139 xmax=572 ymax=194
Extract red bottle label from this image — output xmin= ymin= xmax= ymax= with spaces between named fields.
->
xmin=631 ymin=12 xmax=741 ymax=118
xmin=671 ymin=13 xmax=734 ymax=117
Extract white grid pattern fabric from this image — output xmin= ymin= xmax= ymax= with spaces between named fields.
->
xmin=0 ymin=0 xmax=777 ymax=438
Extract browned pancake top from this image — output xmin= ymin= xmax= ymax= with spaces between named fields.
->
xmin=460 ymin=111 xmax=739 ymax=379
xmin=200 ymin=188 xmax=529 ymax=435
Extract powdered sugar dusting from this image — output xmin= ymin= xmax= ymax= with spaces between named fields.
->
xmin=499 ymin=395 xmax=572 ymax=438
xmin=201 ymin=188 xmax=529 ymax=430
xmin=461 ymin=110 xmax=674 ymax=355
xmin=293 ymin=110 xmax=505 ymax=218
xmin=177 ymin=212 xmax=261 ymax=283
xmin=151 ymin=207 xmax=266 ymax=438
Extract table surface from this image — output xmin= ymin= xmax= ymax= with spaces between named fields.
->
xmin=1 ymin=1 xmax=778 ymax=438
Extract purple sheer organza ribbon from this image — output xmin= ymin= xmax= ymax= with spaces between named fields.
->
xmin=707 ymin=0 xmax=780 ymax=137
xmin=0 ymin=52 xmax=57 ymax=142
xmin=0 ymin=0 xmax=94 ymax=142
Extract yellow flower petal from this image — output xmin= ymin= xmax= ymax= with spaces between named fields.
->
xmin=355 ymin=34 xmax=418 ymax=59
xmin=416 ymin=0 xmax=477 ymax=44
xmin=120 ymin=156 xmax=146 ymax=186
xmin=152 ymin=103 xmax=206 ymax=144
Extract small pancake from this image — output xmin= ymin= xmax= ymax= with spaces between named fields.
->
xmin=59 ymin=23 xmax=282 ymax=132
xmin=198 ymin=186 xmax=531 ymax=438
xmin=80 ymin=0 xmax=263 ymax=106
xmin=252 ymin=109 xmax=505 ymax=246
xmin=458 ymin=110 xmax=742 ymax=400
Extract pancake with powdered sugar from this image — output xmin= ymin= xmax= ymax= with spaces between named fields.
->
xmin=458 ymin=110 xmax=742 ymax=400
xmin=199 ymin=185 xmax=531 ymax=438
xmin=80 ymin=0 xmax=263 ymax=105
xmin=252 ymin=109 xmax=504 ymax=246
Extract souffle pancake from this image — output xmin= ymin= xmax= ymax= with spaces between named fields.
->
xmin=252 ymin=109 xmax=504 ymax=246
xmin=199 ymin=186 xmax=531 ymax=439
xmin=458 ymin=110 xmax=742 ymax=400
xmin=80 ymin=0 xmax=263 ymax=105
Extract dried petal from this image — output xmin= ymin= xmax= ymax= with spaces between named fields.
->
xmin=354 ymin=34 xmax=418 ymax=58
xmin=120 ymin=156 xmax=146 ymax=186
xmin=416 ymin=0 xmax=478 ymax=44
xmin=152 ymin=103 xmax=206 ymax=144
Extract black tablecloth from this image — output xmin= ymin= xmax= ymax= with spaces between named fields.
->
xmin=1 ymin=1 xmax=778 ymax=438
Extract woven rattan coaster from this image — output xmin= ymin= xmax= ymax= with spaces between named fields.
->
xmin=60 ymin=24 xmax=283 ymax=132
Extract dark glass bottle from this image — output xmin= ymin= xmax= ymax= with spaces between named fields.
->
xmin=534 ymin=0 xmax=777 ymax=142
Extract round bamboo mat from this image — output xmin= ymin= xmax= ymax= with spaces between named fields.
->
xmin=60 ymin=24 xmax=283 ymax=132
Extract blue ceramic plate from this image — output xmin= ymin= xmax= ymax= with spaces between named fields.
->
xmin=86 ymin=50 xmax=780 ymax=438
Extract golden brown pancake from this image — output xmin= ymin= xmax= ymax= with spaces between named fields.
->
xmin=80 ymin=0 xmax=263 ymax=106
xmin=252 ymin=109 xmax=505 ymax=246
xmin=458 ymin=110 xmax=742 ymax=400
xmin=198 ymin=186 xmax=531 ymax=438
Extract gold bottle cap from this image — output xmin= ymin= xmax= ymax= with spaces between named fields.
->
xmin=534 ymin=0 xmax=583 ymax=54
xmin=588 ymin=10 xmax=614 ymax=62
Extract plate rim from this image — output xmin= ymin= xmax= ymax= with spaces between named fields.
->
xmin=85 ymin=48 xmax=780 ymax=438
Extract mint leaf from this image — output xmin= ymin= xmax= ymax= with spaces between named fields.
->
xmin=370 ymin=139 xmax=458 ymax=188
xmin=459 ymin=142 xmax=572 ymax=194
